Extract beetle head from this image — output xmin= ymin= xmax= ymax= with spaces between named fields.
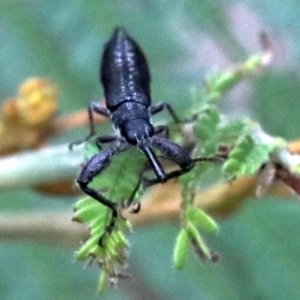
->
xmin=121 ymin=119 xmax=154 ymax=147
xmin=120 ymin=119 xmax=167 ymax=182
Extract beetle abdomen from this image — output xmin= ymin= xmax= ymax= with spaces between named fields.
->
xmin=100 ymin=27 xmax=151 ymax=110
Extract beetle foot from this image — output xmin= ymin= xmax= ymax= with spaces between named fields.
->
xmin=98 ymin=205 xmax=118 ymax=247
xmin=128 ymin=202 xmax=141 ymax=214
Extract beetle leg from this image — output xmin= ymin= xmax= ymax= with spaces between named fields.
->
xmin=94 ymin=135 xmax=123 ymax=149
xmin=125 ymin=162 xmax=149 ymax=212
xmin=96 ymin=135 xmax=120 ymax=144
xmin=150 ymin=102 xmax=181 ymax=122
xmin=69 ymin=102 xmax=110 ymax=149
xmin=144 ymin=155 xmax=223 ymax=187
xmin=154 ymin=125 xmax=169 ymax=138
xmin=146 ymin=136 xmax=222 ymax=187
xmin=86 ymin=102 xmax=110 ymax=140
xmin=152 ymin=136 xmax=193 ymax=169
xmin=77 ymin=144 xmax=127 ymax=243
xmin=143 ymin=137 xmax=194 ymax=186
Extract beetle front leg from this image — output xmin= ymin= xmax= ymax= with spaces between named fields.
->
xmin=144 ymin=136 xmax=194 ymax=186
xmin=94 ymin=135 xmax=124 ymax=149
xmin=152 ymin=136 xmax=194 ymax=170
xmin=77 ymin=145 xmax=126 ymax=241
xmin=147 ymin=136 xmax=223 ymax=187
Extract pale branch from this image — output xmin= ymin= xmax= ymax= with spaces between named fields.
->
xmin=0 ymin=177 xmax=292 ymax=245
xmin=0 ymin=144 xmax=82 ymax=189
xmin=0 ymin=212 xmax=85 ymax=246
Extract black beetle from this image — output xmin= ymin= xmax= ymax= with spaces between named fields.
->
xmin=72 ymin=27 xmax=207 ymax=229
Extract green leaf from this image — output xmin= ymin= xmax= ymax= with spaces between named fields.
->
xmin=173 ymin=228 xmax=190 ymax=270
xmin=73 ymin=196 xmax=131 ymax=292
xmin=195 ymin=109 xmax=220 ymax=138
xmin=186 ymin=221 xmax=213 ymax=262
xmin=204 ymin=53 xmax=268 ymax=103
xmin=222 ymin=133 xmax=275 ymax=178
xmin=98 ymin=271 xmax=109 ymax=294
xmin=186 ymin=207 xmax=219 ymax=233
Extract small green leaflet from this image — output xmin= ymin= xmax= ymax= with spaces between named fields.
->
xmin=73 ymin=196 xmax=131 ymax=292
xmin=222 ymin=133 xmax=277 ymax=178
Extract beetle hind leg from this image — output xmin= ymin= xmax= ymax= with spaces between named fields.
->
xmin=69 ymin=102 xmax=110 ymax=150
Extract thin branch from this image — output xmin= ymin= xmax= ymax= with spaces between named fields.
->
xmin=53 ymin=103 xmax=108 ymax=133
xmin=0 ymin=212 xmax=85 ymax=246
xmin=0 ymin=176 xmax=292 ymax=245
xmin=0 ymin=144 xmax=82 ymax=189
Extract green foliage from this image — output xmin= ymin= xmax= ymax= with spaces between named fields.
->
xmin=222 ymin=126 xmax=288 ymax=179
xmin=72 ymin=42 xmax=288 ymax=292
xmin=193 ymin=107 xmax=220 ymax=155
xmin=73 ymin=197 xmax=112 ymax=259
xmin=173 ymin=206 xmax=219 ymax=270
xmin=3 ymin=2 xmax=300 ymax=299
xmin=204 ymin=50 xmax=269 ymax=103
xmin=73 ymin=143 xmax=149 ymax=291
xmin=86 ymin=142 xmax=147 ymax=202
xmin=186 ymin=206 xmax=218 ymax=233
xmin=74 ymin=197 xmax=131 ymax=292
xmin=223 ymin=133 xmax=272 ymax=177
xmin=186 ymin=221 xmax=214 ymax=261
xmin=173 ymin=228 xmax=189 ymax=270
xmin=168 ymin=44 xmax=282 ymax=272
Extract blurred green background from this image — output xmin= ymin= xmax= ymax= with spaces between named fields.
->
xmin=1 ymin=1 xmax=300 ymax=299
